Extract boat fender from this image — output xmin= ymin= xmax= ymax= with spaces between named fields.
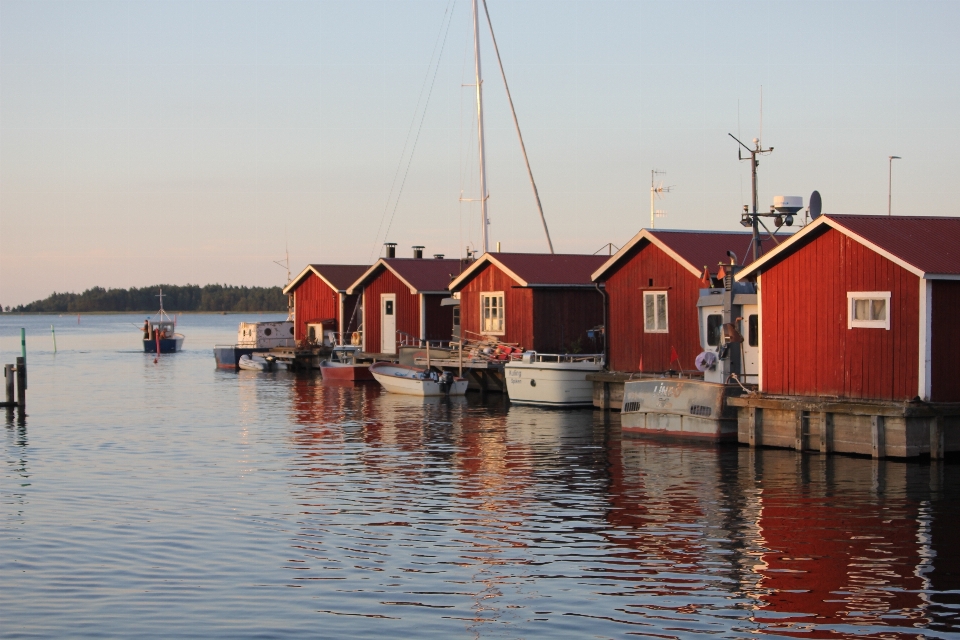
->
xmin=351 ymin=332 xmax=361 ymax=346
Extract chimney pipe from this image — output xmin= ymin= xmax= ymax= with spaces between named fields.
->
xmin=412 ymin=245 xmax=424 ymax=259
xmin=434 ymin=254 xmax=444 ymax=259
xmin=384 ymin=242 xmax=396 ymax=259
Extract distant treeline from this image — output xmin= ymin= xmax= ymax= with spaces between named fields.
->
xmin=4 ymin=284 xmax=287 ymax=313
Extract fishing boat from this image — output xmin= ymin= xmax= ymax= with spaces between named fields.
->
xmin=369 ymin=362 xmax=468 ymax=397
xmin=504 ymin=352 xmax=603 ymax=406
xmin=320 ymin=345 xmax=373 ymax=381
xmin=141 ymin=288 xmax=184 ymax=353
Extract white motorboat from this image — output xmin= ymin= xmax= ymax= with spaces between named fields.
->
xmin=369 ymin=362 xmax=468 ymax=397
xmin=504 ymin=352 xmax=603 ymax=406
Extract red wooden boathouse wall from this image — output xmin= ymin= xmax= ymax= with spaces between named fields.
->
xmin=931 ymin=280 xmax=960 ymax=402
xmin=457 ymin=261 xmax=602 ymax=352
xmin=362 ymin=268 xmax=420 ymax=354
xmin=604 ymin=241 xmax=702 ymax=372
xmin=292 ymin=274 xmax=337 ymax=341
xmin=761 ymin=228 xmax=919 ymax=401
xmin=423 ymin=294 xmax=455 ymax=343
xmin=531 ymin=289 xmax=604 ymax=353
xmin=458 ymin=262 xmax=534 ymax=347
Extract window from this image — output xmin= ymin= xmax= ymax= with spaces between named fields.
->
xmin=481 ymin=292 xmax=504 ymax=334
xmin=847 ymin=291 xmax=890 ymax=330
xmin=452 ymin=306 xmax=460 ymax=327
xmin=748 ymin=314 xmax=759 ymax=347
xmin=706 ymin=314 xmax=722 ymax=346
xmin=644 ymin=292 xmax=668 ymax=333
xmin=384 ymin=300 xmax=394 ymax=315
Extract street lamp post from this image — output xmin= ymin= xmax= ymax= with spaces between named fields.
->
xmin=888 ymin=155 xmax=901 ymax=216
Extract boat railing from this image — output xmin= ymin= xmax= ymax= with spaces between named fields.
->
xmin=396 ymin=333 xmax=454 ymax=350
xmin=509 ymin=351 xmax=604 ymax=364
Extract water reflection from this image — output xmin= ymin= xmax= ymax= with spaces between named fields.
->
xmin=284 ymin=379 xmax=960 ymax=637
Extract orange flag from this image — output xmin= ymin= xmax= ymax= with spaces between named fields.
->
xmin=700 ymin=266 xmax=711 ymax=288
xmin=638 ymin=355 xmax=643 ymax=372
xmin=670 ymin=346 xmax=680 ymax=368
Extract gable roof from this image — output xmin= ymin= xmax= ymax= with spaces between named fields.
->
xmin=736 ymin=215 xmax=960 ymax=281
xmin=347 ymin=258 xmax=466 ymax=295
xmin=448 ymin=253 xmax=608 ymax=291
xmin=591 ymin=229 xmax=768 ymax=282
xmin=283 ymin=264 xmax=370 ymax=295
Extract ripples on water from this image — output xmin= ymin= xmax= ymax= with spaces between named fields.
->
xmin=1 ymin=314 xmax=959 ymax=638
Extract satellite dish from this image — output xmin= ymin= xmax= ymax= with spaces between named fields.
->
xmin=809 ymin=190 xmax=822 ymax=220
xmin=695 ymin=351 xmax=718 ymax=372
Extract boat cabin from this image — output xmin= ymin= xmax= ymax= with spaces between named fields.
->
xmin=237 ymin=321 xmax=295 ymax=349
xmin=283 ymin=264 xmax=369 ymax=346
xmin=591 ymin=229 xmax=765 ymax=373
xmin=447 ymin=252 xmax=607 ymax=353
xmin=736 ymin=214 xmax=960 ymax=402
xmin=347 ymin=248 xmax=466 ymax=355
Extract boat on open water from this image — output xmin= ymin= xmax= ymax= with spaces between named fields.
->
xmin=141 ymin=289 xmax=184 ymax=353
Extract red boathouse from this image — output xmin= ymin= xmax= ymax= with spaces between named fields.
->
xmin=447 ymin=252 xmax=607 ymax=353
xmin=591 ymin=229 xmax=759 ymax=373
xmin=347 ymin=252 xmax=465 ymax=355
xmin=736 ymin=214 xmax=960 ymax=402
xmin=283 ymin=264 xmax=369 ymax=344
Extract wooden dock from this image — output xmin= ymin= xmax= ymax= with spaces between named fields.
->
xmin=728 ymin=394 xmax=960 ymax=459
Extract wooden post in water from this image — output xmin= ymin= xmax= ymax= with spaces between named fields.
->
xmin=4 ymin=365 xmax=14 ymax=407
xmin=426 ymin=342 xmax=431 ymax=372
xmin=458 ymin=339 xmax=463 ymax=378
xmin=16 ymin=357 xmax=26 ymax=413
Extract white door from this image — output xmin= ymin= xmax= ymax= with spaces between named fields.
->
xmin=740 ymin=304 xmax=759 ymax=382
xmin=381 ymin=294 xmax=397 ymax=354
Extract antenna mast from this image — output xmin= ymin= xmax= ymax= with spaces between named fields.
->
xmin=650 ymin=169 xmax=672 ymax=229
xmin=472 ymin=0 xmax=490 ymax=253
xmin=729 ymin=133 xmax=774 ymax=262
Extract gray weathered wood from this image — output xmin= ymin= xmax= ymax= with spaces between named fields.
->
xmin=795 ymin=411 xmax=804 ymax=451
xmin=930 ymin=415 xmax=945 ymax=460
xmin=871 ymin=415 xmax=885 ymax=459
xmin=747 ymin=407 xmax=759 ymax=447
xmin=819 ymin=412 xmax=833 ymax=454
xmin=15 ymin=357 xmax=26 ymax=413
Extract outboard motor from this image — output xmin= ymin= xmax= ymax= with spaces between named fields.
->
xmin=440 ymin=370 xmax=455 ymax=394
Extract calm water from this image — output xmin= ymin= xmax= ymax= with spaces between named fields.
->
xmin=1 ymin=313 xmax=959 ymax=639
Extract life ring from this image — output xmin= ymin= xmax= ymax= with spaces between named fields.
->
xmin=351 ymin=331 xmax=361 ymax=346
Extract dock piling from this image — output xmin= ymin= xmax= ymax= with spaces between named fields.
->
xmin=930 ymin=415 xmax=945 ymax=460
xmin=871 ymin=415 xmax=885 ymax=459
xmin=4 ymin=365 xmax=13 ymax=407
xmin=16 ymin=357 xmax=26 ymax=413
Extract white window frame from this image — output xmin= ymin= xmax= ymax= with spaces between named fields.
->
xmin=847 ymin=291 xmax=891 ymax=330
xmin=643 ymin=291 xmax=669 ymax=333
xmin=480 ymin=291 xmax=505 ymax=335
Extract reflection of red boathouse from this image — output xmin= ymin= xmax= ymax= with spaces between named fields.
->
xmin=748 ymin=452 xmax=928 ymax=635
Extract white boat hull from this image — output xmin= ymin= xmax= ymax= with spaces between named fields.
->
xmin=238 ymin=354 xmax=272 ymax=372
xmin=370 ymin=362 xmax=468 ymax=397
xmin=505 ymin=355 xmax=603 ymax=406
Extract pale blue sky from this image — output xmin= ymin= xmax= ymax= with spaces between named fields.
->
xmin=2 ymin=0 xmax=957 ymax=305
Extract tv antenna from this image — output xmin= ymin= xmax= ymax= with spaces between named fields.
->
xmin=650 ymin=169 xmax=673 ymax=229
xmin=273 ymin=237 xmax=293 ymax=320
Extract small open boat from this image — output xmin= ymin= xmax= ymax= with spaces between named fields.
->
xmin=369 ymin=362 xmax=468 ymax=397
xmin=319 ymin=345 xmax=373 ymax=381
xmin=141 ymin=288 xmax=184 ymax=353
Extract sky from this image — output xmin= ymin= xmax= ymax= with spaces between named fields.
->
xmin=1 ymin=0 xmax=958 ymax=306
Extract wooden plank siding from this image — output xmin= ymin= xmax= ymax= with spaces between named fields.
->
xmin=761 ymin=228 xmax=920 ymax=401
xmin=361 ymin=268 xmax=420 ymax=354
xmin=458 ymin=262 xmax=534 ymax=347
xmin=423 ymin=294 xmax=456 ymax=343
xmin=931 ymin=280 xmax=960 ymax=402
xmin=292 ymin=274 xmax=339 ymax=342
xmin=531 ymin=289 xmax=604 ymax=353
xmin=604 ymin=241 xmax=703 ymax=372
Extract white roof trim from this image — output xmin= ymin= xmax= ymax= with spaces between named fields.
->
xmin=735 ymin=216 xmax=925 ymax=281
xmin=448 ymin=253 xmax=528 ymax=291
xmin=347 ymin=259 xmax=443 ymax=295
xmin=591 ymin=229 xmax=702 ymax=282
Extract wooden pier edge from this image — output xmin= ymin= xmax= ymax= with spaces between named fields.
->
xmin=729 ymin=394 xmax=960 ymax=459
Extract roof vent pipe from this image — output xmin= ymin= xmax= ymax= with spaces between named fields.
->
xmin=384 ymin=242 xmax=396 ymax=258
xmin=413 ymin=246 xmax=424 ymax=259
xmin=434 ymin=254 xmax=444 ymax=259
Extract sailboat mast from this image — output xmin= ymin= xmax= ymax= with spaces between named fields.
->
xmin=472 ymin=0 xmax=490 ymax=253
